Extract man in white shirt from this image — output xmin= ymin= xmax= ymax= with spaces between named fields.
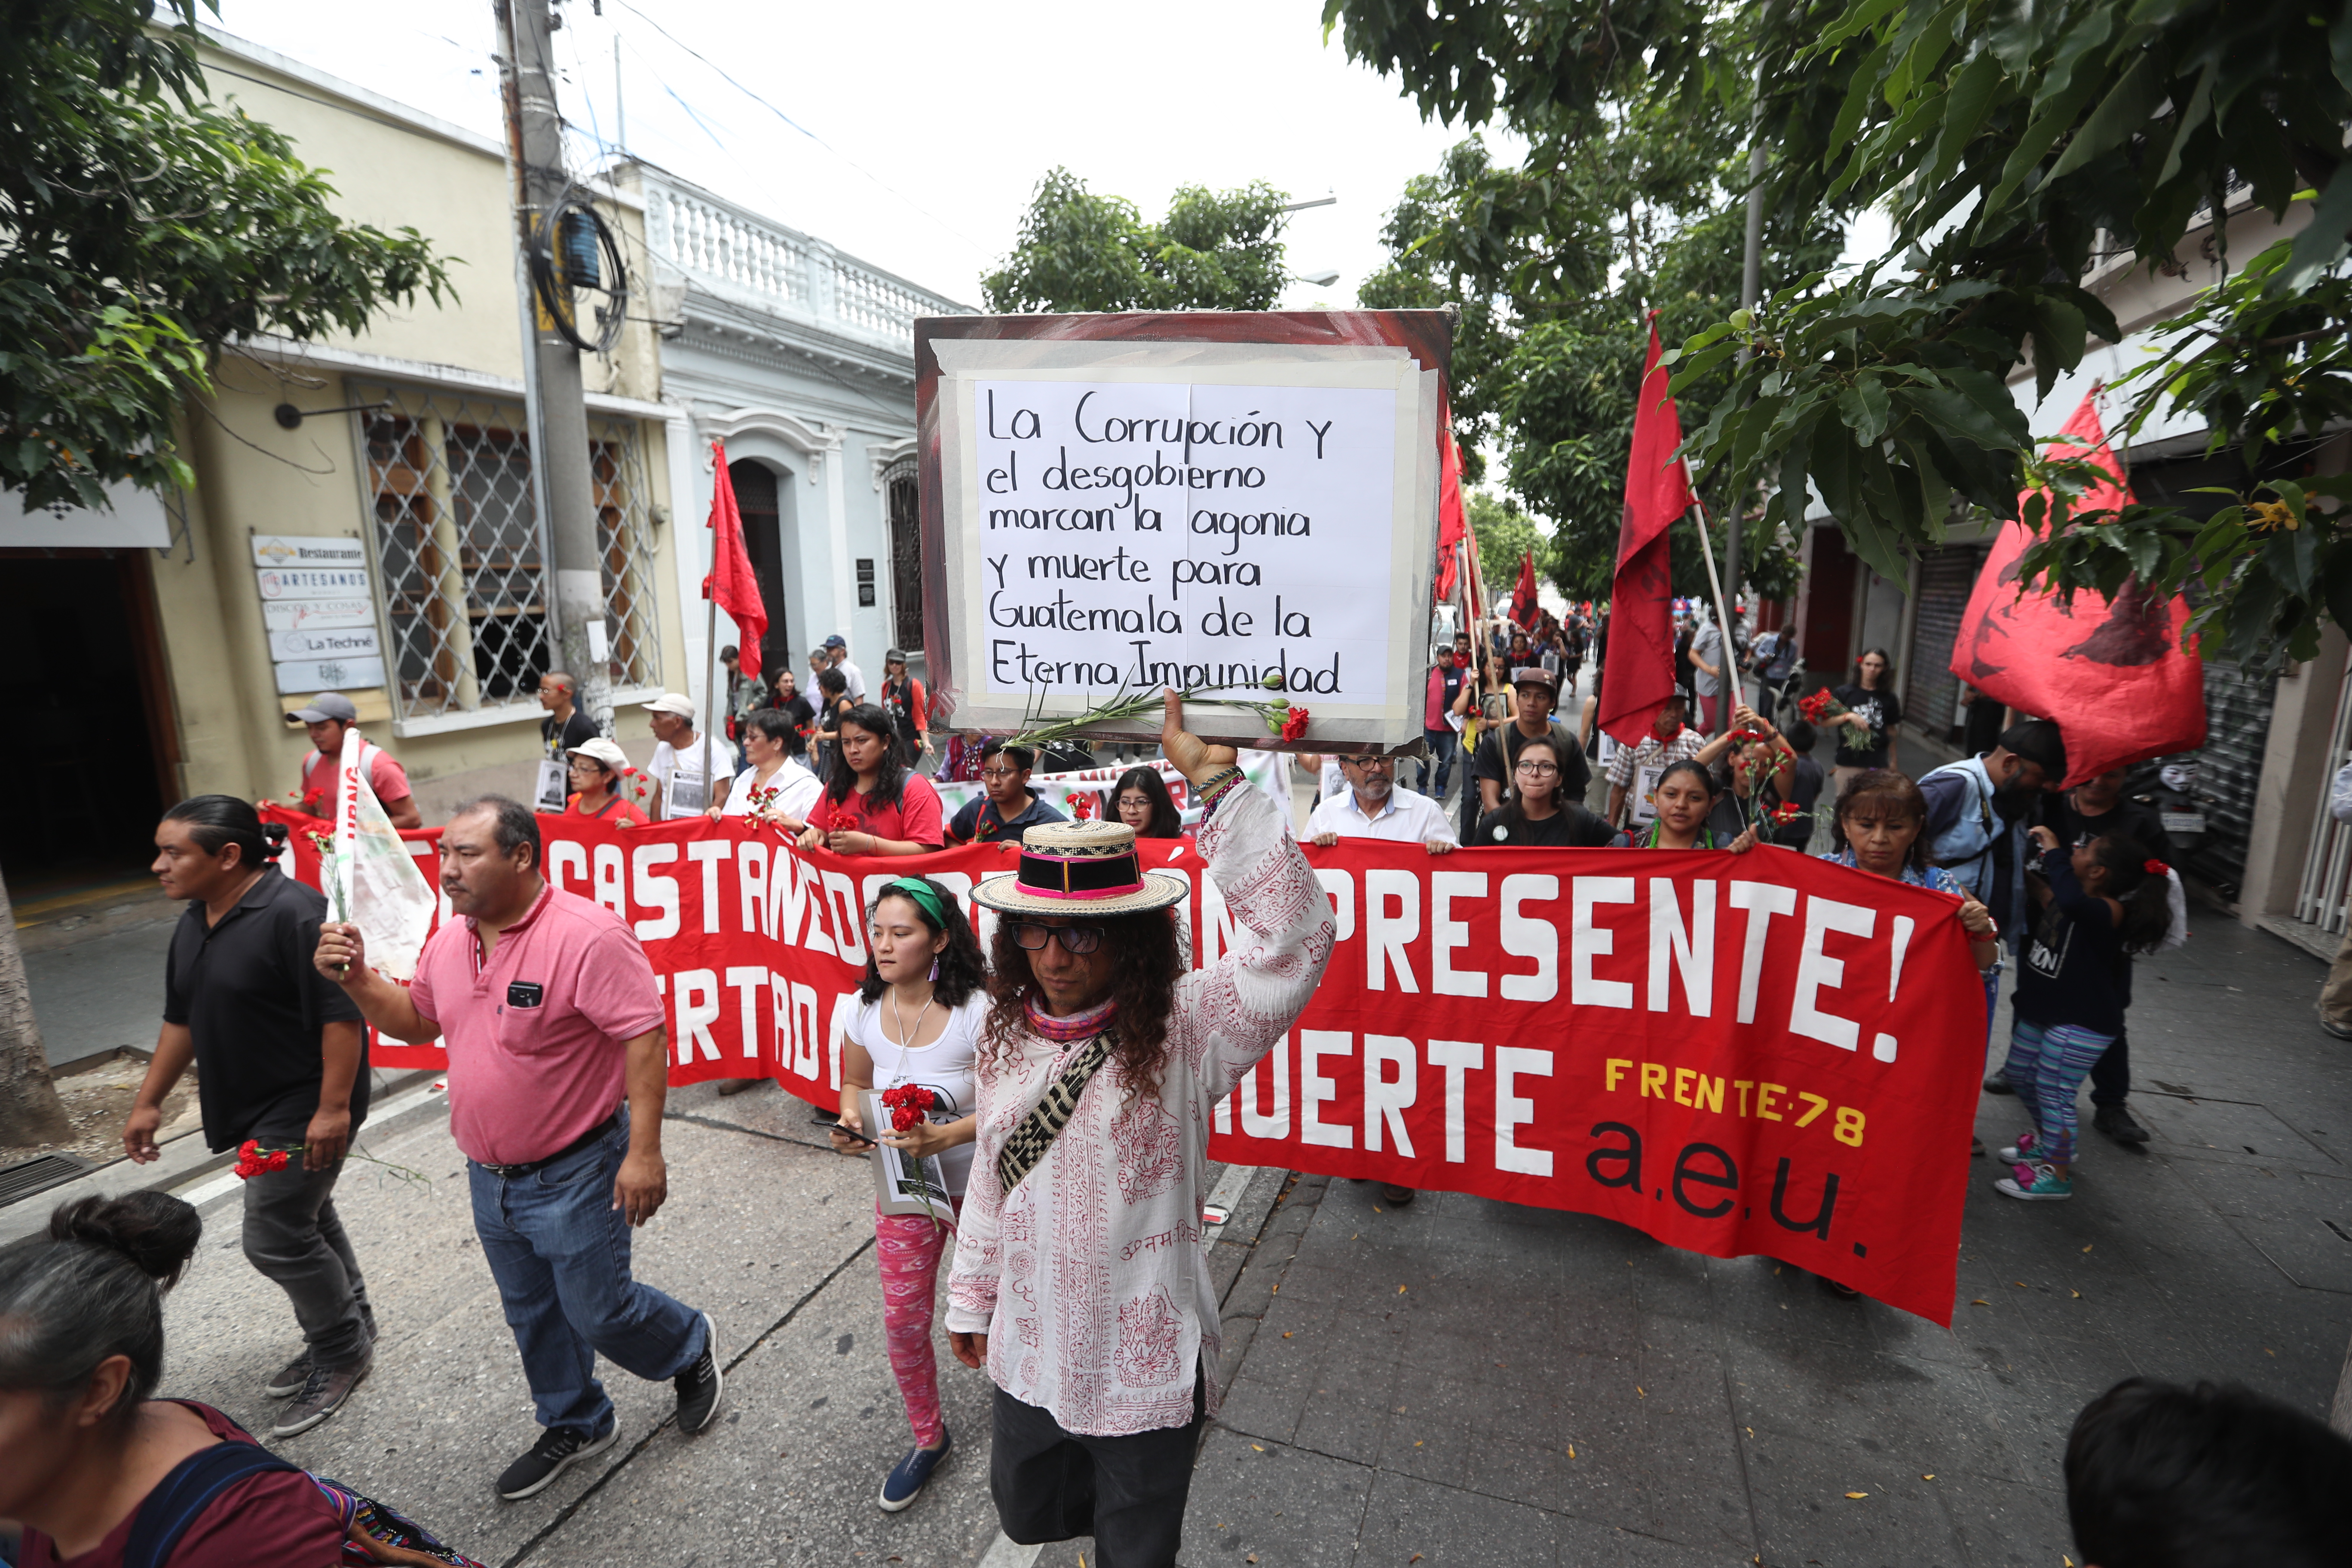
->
xmin=1302 ymin=750 xmax=1452 ymax=1210
xmin=643 ymin=694 xmax=714 ymax=820
xmin=1303 ymin=752 xmax=1459 ymax=854
xmin=823 ymin=634 xmax=866 ymax=703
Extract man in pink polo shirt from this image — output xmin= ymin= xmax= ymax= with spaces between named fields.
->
xmin=315 ymin=796 xmax=723 ymax=1502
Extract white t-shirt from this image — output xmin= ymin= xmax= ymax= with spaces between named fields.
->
xmin=649 ymin=738 xmax=716 ymax=818
xmin=848 ymin=992 xmax=986 ymax=1197
xmin=836 ymin=658 xmax=867 ymax=703
xmin=723 ymin=757 xmax=823 ymax=821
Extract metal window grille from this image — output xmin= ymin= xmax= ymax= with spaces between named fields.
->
xmin=887 ymin=472 xmax=923 ymax=652
xmin=591 ymin=423 xmax=662 ymax=692
xmin=355 ymin=383 xmax=660 ymax=720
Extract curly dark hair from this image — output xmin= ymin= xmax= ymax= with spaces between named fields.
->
xmin=858 ymin=877 xmax=986 ymax=1006
xmin=981 ymin=910 xmax=1184 ymax=1098
xmin=826 ymin=703 xmax=908 ymax=807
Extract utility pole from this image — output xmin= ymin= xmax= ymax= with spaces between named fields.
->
xmin=495 ymin=0 xmax=611 ymax=736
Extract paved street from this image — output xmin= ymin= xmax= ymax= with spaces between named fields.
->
xmin=102 ymin=915 xmax=2349 ymax=1567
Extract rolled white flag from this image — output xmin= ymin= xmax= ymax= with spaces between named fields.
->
xmin=335 ymin=728 xmax=437 ymax=980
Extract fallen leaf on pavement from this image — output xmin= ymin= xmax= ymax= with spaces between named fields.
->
xmin=1971 ymin=1299 xmax=1990 ymax=1306
xmin=1845 ymin=1491 xmax=1868 ymax=1499
xmin=2082 ymin=1244 xmax=2093 ymax=1253
xmin=1398 ymin=1284 xmax=1408 ymax=1293
xmin=1251 ymin=1444 xmax=1264 ymax=1452
xmin=1921 ymin=1474 xmax=1935 ymax=1481
xmin=2070 ymin=1290 xmax=2082 ymax=1299
xmin=1282 ymin=1331 xmax=1294 ymax=1338
xmin=1567 ymin=1444 xmax=1575 ymax=1457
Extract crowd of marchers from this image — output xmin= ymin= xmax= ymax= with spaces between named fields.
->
xmin=2 ymin=628 xmax=2349 ymax=1568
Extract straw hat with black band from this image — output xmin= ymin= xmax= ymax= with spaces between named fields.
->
xmin=968 ymin=818 xmax=1188 ymax=917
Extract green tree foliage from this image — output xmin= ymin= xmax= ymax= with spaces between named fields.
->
xmin=1464 ymin=487 xmax=1551 ymax=596
xmin=982 ymin=168 xmax=1292 ymax=314
xmin=1331 ymin=0 xmax=2352 ymax=666
xmin=2 ymin=0 xmax=454 ymax=510
xmin=1351 ymin=40 xmax=1837 ymax=604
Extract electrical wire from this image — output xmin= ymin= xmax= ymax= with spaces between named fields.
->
xmin=604 ymin=0 xmax=991 ymax=261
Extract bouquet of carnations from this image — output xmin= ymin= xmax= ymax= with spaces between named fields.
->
xmin=1796 ymin=688 xmax=1880 ymax=754
xmin=879 ymin=1083 xmax=946 ymax=1233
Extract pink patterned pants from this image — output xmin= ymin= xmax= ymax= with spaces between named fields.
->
xmin=875 ymin=1201 xmax=959 ymax=1447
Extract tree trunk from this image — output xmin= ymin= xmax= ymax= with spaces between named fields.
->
xmin=0 ymin=868 xmax=73 ymax=1146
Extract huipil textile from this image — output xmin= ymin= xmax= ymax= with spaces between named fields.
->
xmin=944 ymin=782 xmax=1334 ymax=1436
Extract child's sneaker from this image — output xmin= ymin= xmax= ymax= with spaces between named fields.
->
xmin=1997 ymin=1130 xmax=2040 ymax=1164
xmin=1994 ymin=1161 xmax=2072 ymax=1201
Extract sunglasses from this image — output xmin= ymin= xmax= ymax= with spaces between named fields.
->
xmin=1008 ymin=921 xmax=1105 ymax=956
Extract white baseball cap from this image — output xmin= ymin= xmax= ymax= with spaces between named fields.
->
xmin=567 ymin=737 xmax=631 ymax=773
xmin=643 ymin=693 xmax=696 ymax=720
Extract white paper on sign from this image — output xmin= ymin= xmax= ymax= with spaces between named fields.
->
xmin=335 ymin=729 xmax=437 ymax=980
xmin=861 ymin=1090 xmax=956 ymax=1226
xmin=968 ymin=379 xmax=1398 ymax=709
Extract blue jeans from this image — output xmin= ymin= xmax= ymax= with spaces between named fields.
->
xmin=468 ymin=1107 xmax=707 ymax=1435
xmin=1420 ymin=727 xmax=1458 ymax=797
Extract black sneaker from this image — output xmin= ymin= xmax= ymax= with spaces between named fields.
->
xmin=269 ymin=1355 xmax=370 ymax=1437
xmin=2094 ymin=1104 xmax=2152 ymax=1146
xmin=674 ymin=1312 xmax=724 ymax=1433
xmin=1983 ymin=1071 xmax=2016 ymax=1095
xmin=496 ymin=1422 xmax=618 ymax=1501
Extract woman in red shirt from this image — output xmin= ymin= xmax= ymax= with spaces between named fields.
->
xmin=799 ymin=704 xmax=944 ymax=856
xmin=563 ymin=737 xmax=650 ymax=827
xmin=1 ymin=1194 xmax=349 ymax=1567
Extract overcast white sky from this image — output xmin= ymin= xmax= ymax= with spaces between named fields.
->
xmin=211 ymin=0 xmax=1522 ymax=309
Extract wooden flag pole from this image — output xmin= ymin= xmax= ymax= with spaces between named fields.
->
xmin=1687 ymin=499 xmax=1739 ymax=739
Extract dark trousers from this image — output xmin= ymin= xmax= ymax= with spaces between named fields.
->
xmin=241 ymin=1154 xmax=375 ymax=1370
xmin=1420 ymin=727 xmax=1458 ymax=799
xmin=2089 ymin=1029 xmax=2131 ymax=1107
xmin=991 ymin=1375 xmax=1206 ymax=1568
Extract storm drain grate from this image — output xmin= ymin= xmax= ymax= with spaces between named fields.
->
xmin=0 ymin=1152 xmax=95 ymax=1208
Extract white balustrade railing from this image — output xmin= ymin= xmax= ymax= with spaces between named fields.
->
xmin=648 ymin=178 xmax=964 ymax=346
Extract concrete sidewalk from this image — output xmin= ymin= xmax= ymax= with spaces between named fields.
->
xmin=1161 ymin=918 xmax=2352 ymax=1567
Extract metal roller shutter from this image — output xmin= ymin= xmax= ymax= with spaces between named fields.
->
xmin=2137 ymin=658 xmax=2276 ymax=898
xmin=1905 ymin=545 xmax=1983 ymax=739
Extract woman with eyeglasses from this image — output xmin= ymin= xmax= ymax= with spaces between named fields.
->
xmin=563 ymin=738 xmax=649 ymax=826
xmin=948 ymin=692 xmax=1333 ymax=1564
xmin=1112 ymin=766 xmax=1187 ymax=839
xmin=799 ymin=704 xmax=946 ymax=856
xmin=1611 ymin=758 xmax=1762 ymax=852
xmin=1472 ymin=735 xmax=1615 ymax=847
xmin=828 ymin=876 xmax=986 ymax=1512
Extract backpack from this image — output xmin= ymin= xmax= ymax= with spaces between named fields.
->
xmin=118 ymin=1431 xmax=485 ymax=1568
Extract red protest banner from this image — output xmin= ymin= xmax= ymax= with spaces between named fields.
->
xmin=265 ymin=808 xmax=1982 ymax=1321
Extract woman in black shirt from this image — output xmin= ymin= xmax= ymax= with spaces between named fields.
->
xmin=1830 ymin=646 xmax=1902 ymax=788
xmin=1473 ymin=736 xmax=1616 ymax=847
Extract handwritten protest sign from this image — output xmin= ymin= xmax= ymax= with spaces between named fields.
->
xmin=914 ymin=312 xmax=1450 ymax=751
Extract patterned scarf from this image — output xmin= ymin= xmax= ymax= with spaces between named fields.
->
xmin=1025 ymin=994 xmax=1115 ymax=1044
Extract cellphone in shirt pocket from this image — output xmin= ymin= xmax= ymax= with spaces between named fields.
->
xmin=506 ymin=981 xmax=545 ymax=1009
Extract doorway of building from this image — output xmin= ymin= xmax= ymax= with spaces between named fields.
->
xmin=0 ymin=552 xmax=174 ymax=902
xmin=730 ymin=459 xmax=793 ymax=684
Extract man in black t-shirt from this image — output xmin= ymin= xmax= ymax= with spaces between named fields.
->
xmin=125 ymin=799 xmax=376 ymax=1438
xmin=1997 ymin=766 xmax=2174 ymax=1147
xmin=538 ymin=671 xmax=599 ymax=759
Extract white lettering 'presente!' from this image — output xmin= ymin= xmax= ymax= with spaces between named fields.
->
xmin=972 ymin=380 xmax=1397 ymax=706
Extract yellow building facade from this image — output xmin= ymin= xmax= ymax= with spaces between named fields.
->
xmin=0 ymin=30 xmax=688 ymax=892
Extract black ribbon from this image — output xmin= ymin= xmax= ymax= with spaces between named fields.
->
xmin=1016 ymin=851 xmax=1142 ymax=895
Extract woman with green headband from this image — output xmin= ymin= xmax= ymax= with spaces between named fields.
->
xmin=829 ymin=873 xmax=986 ymax=1513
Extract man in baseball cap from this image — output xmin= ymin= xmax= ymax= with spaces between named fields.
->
xmin=641 ymin=695 xmax=710 ymax=820
xmin=286 ymin=694 xmax=420 ymax=829
xmin=1467 ymin=665 xmax=1588 ymax=834
xmin=822 ymin=634 xmax=866 ymax=703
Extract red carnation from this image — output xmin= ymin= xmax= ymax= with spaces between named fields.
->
xmin=1280 ymin=705 xmax=1311 ymax=742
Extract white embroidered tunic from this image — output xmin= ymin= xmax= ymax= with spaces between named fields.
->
xmin=944 ymin=783 xmax=1333 ymax=1435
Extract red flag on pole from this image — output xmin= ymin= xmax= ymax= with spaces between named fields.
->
xmin=1949 ymin=392 xmax=2205 ymax=786
xmin=1435 ymin=407 xmax=1466 ymax=604
xmin=1512 ymin=548 xmax=1539 ymax=628
xmin=705 ymin=441 xmax=767 ymax=680
xmin=1598 ymin=316 xmax=1698 ymax=745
